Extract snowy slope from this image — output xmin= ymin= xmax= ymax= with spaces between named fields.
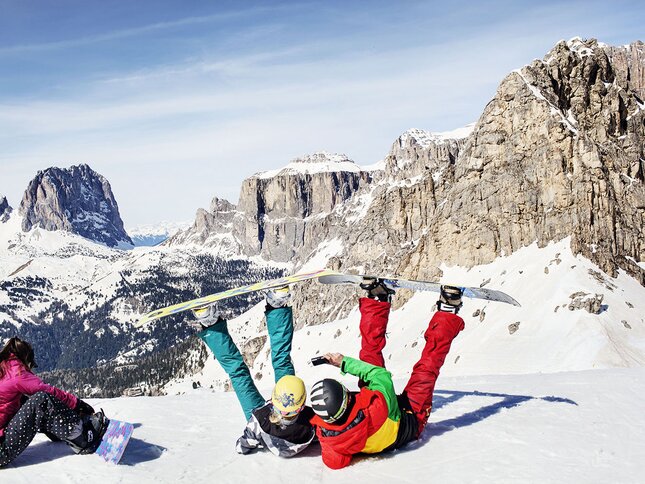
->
xmin=4 ymin=368 xmax=645 ymax=483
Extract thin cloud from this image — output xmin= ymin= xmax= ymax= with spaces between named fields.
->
xmin=0 ymin=6 xmax=286 ymax=55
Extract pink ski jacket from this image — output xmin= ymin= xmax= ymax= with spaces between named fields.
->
xmin=0 ymin=355 xmax=78 ymax=437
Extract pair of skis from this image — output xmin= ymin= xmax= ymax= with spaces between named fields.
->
xmin=135 ymin=269 xmax=520 ymax=327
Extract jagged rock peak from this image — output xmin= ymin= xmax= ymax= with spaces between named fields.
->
xmin=19 ymin=164 xmax=133 ymax=248
xmin=0 ymin=195 xmax=12 ymax=223
xmin=209 ymin=197 xmax=236 ymax=213
xmin=399 ymin=124 xmax=475 ymax=148
xmin=254 ymin=151 xmax=362 ymax=179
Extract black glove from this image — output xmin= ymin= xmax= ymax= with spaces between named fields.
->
xmin=75 ymin=399 xmax=95 ymax=416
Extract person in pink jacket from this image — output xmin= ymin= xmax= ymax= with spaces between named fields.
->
xmin=0 ymin=337 xmax=107 ymax=467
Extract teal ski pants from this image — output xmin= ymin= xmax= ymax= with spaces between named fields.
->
xmin=199 ymin=306 xmax=295 ymax=420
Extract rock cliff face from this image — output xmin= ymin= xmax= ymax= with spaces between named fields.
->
xmin=19 ymin=164 xmax=133 ymax=247
xmin=0 ymin=196 xmax=11 ymax=223
xmin=172 ymin=152 xmax=372 ymax=262
xmin=400 ymin=38 xmax=644 ymax=284
xmin=168 ymin=197 xmax=243 ymax=256
xmin=235 ymin=152 xmax=371 ymax=261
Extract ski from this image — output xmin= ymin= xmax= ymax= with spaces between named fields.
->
xmin=135 ymin=268 xmax=341 ymax=327
xmin=318 ymin=273 xmax=521 ymax=306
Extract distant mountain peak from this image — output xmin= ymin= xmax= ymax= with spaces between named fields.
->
xmin=399 ymin=124 xmax=475 ymax=148
xmin=254 ymin=151 xmax=361 ymax=179
xmin=0 ymin=195 xmax=11 ymax=223
xmin=18 ymin=164 xmax=133 ymax=248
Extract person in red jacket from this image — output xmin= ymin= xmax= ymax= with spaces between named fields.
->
xmin=0 ymin=337 xmax=106 ymax=467
xmin=309 ymin=281 xmax=465 ymax=469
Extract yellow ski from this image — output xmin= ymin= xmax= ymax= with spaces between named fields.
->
xmin=135 ymin=268 xmax=339 ymax=327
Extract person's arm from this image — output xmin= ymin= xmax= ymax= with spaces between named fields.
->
xmin=324 ymin=353 xmax=399 ymax=419
xmin=321 ymin=445 xmax=352 ymax=470
xmin=236 ymin=415 xmax=264 ymax=455
xmin=14 ymin=370 xmax=78 ymax=409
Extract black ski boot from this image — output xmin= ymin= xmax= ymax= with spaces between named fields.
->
xmin=66 ymin=410 xmax=110 ymax=455
xmin=436 ymin=285 xmax=463 ymax=314
xmin=360 ymin=278 xmax=395 ymax=303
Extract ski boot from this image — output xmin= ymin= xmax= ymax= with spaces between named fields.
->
xmin=436 ymin=285 xmax=463 ymax=314
xmin=66 ymin=410 xmax=110 ymax=455
xmin=189 ymin=304 xmax=224 ymax=331
xmin=360 ymin=278 xmax=395 ymax=303
xmin=265 ymin=285 xmax=291 ymax=309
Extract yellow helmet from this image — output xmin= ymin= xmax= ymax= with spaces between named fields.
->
xmin=272 ymin=375 xmax=306 ymax=418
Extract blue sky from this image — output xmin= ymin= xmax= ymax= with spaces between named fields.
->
xmin=0 ymin=0 xmax=643 ymax=226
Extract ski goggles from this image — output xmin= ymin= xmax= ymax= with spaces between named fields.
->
xmin=275 ymin=404 xmax=304 ymax=419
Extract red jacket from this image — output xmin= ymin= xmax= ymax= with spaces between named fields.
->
xmin=0 ymin=355 xmax=78 ymax=437
xmin=311 ymin=357 xmax=401 ymax=470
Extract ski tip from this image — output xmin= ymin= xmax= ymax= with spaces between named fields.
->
xmin=134 ymin=311 xmax=160 ymax=327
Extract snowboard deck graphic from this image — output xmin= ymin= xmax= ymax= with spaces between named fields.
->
xmin=318 ymin=273 xmax=521 ymax=307
xmin=135 ymin=268 xmax=340 ymax=327
xmin=95 ymin=419 xmax=134 ymax=465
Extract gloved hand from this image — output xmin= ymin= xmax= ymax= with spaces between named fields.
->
xmin=75 ymin=399 xmax=95 ymax=416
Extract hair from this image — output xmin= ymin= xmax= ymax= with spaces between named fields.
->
xmin=0 ymin=337 xmax=37 ymax=378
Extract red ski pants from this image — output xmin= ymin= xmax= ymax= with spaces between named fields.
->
xmin=358 ymin=297 xmax=464 ymax=437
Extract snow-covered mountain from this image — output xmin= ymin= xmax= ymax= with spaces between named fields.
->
xmin=0 ymin=208 xmax=285 ymax=392
xmin=165 ymin=238 xmax=645 ymax=396
xmin=127 ymin=220 xmax=192 ymax=247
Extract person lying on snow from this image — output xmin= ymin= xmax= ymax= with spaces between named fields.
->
xmin=309 ymin=281 xmax=465 ymax=469
xmin=0 ymin=337 xmax=108 ymax=467
xmin=189 ymin=286 xmax=315 ymax=458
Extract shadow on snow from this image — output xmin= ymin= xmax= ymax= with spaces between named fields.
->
xmin=353 ymin=388 xmax=577 ymax=464
xmin=13 ymin=422 xmax=165 ymax=468
xmin=412 ymin=389 xmax=577 ymax=448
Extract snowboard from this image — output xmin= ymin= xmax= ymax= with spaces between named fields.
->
xmin=95 ymin=419 xmax=134 ymax=465
xmin=135 ymin=268 xmax=341 ymax=327
xmin=318 ymin=273 xmax=521 ymax=306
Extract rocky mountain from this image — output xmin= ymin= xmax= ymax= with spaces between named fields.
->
xmin=19 ymin=164 xmax=133 ymax=248
xmin=400 ymin=38 xmax=644 ymax=283
xmin=1 ymin=165 xmax=286 ymax=396
xmin=170 ymin=152 xmax=372 ymax=262
xmin=0 ymin=195 xmax=11 ymax=223
xmin=168 ymin=197 xmax=243 ymax=256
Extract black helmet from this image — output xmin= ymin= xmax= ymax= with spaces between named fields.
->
xmin=310 ymin=379 xmax=350 ymax=423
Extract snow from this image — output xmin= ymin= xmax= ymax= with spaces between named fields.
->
xmin=399 ymin=124 xmax=475 ymax=149
xmin=255 ymin=152 xmax=363 ymax=179
xmin=566 ymin=37 xmax=596 ymax=58
xmin=4 ymin=368 xmax=645 ymax=482
xmin=299 ymin=238 xmax=344 ymax=274
xmin=3 ymin=209 xmax=645 ymax=480
xmin=626 ymin=256 xmax=645 ymax=271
